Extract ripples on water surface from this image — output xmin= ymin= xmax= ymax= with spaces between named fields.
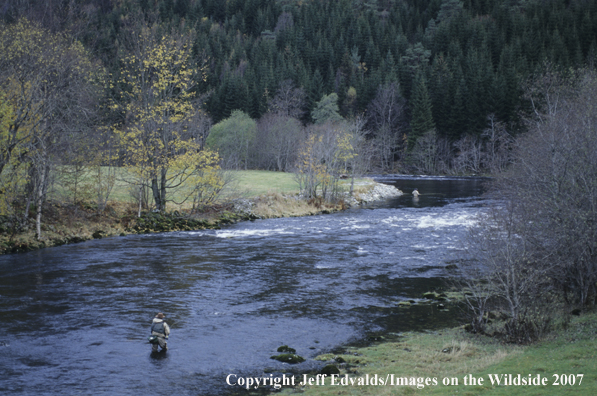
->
xmin=0 ymin=176 xmax=487 ymax=395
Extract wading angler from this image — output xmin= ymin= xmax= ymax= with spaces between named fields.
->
xmin=148 ymin=312 xmax=170 ymax=352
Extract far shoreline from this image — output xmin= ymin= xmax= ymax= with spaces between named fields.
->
xmin=0 ymin=180 xmax=403 ymax=255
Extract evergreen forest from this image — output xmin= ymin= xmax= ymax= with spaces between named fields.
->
xmin=62 ymin=0 xmax=596 ymax=129
xmin=3 ymin=0 xmax=597 ymax=164
xmin=1 ymin=0 xmax=597 ymax=235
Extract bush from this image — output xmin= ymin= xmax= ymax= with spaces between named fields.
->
xmin=461 ymin=68 xmax=597 ymax=342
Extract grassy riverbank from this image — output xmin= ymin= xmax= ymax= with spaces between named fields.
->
xmin=282 ymin=312 xmax=597 ymax=396
xmin=0 ymin=170 xmax=375 ymax=254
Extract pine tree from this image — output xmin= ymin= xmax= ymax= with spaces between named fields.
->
xmin=429 ymin=54 xmax=452 ymax=138
xmin=312 ymin=93 xmax=343 ymax=124
xmin=450 ymin=77 xmax=469 ymax=138
xmin=174 ymin=0 xmax=190 ymax=18
xmin=409 ymin=72 xmax=435 ymax=149
xmin=308 ymin=69 xmax=325 ymax=121
xmin=381 ymin=50 xmax=399 ymax=83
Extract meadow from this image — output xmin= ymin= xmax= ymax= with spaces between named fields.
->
xmin=280 ymin=313 xmax=596 ymax=396
xmin=49 ymin=167 xmax=366 ymax=208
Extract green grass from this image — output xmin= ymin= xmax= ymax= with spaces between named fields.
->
xmin=440 ymin=314 xmax=597 ymax=396
xmin=282 ymin=313 xmax=597 ymax=396
xmin=49 ymin=167 xmax=301 ymax=206
xmin=227 ymin=170 xmax=302 ymax=197
xmin=50 ymin=167 xmax=374 ymax=206
xmin=229 ymin=170 xmax=377 ymax=199
xmin=49 ymin=165 xmax=138 ymax=203
xmin=230 ymin=170 xmax=374 ymax=197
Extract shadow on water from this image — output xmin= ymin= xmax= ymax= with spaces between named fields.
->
xmin=0 ymin=175 xmax=487 ymax=395
xmin=150 ymin=350 xmax=169 ymax=360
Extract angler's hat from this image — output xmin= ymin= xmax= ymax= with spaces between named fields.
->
xmin=156 ymin=312 xmax=165 ymax=319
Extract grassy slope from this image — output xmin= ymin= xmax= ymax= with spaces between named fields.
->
xmin=50 ymin=169 xmax=340 ymax=204
xmin=230 ymin=170 xmax=303 ymax=197
xmin=282 ymin=313 xmax=597 ymax=396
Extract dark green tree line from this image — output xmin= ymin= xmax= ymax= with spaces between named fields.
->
xmin=2 ymin=0 xmax=597 ymax=172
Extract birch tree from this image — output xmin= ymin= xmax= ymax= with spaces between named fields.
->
xmin=0 ymin=19 xmax=102 ymax=239
xmin=113 ymin=24 xmax=219 ymax=212
xmin=294 ymin=121 xmax=361 ymax=201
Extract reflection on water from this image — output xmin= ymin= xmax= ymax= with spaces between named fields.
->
xmin=0 ymin=176 xmax=487 ymax=395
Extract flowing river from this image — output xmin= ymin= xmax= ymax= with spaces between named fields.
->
xmin=0 ymin=176 xmax=486 ymax=395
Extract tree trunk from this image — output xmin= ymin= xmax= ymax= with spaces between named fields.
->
xmin=35 ymin=164 xmax=49 ymax=241
xmin=151 ymin=177 xmax=161 ymax=211
xmin=138 ymin=185 xmax=143 ymax=217
xmin=160 ymin=167 xmax=167 ymax=211
xmin=22 ymin=166 xmax=35 ymax=224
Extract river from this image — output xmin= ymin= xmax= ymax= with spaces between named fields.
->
xmin=0 ymin=176 xmax=486 ymax=395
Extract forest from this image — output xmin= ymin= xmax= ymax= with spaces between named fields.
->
xmin=1 ymin=0 xmax=597 ymax=235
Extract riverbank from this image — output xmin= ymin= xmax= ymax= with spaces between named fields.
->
xmin=0 ymin=180 xmax=402 ymax=254
xmin=274 ymin=311 xmax=596 ymax=396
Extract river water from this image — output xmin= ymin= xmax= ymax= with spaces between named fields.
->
xmin=0 ymin=176 xmax=486 ymax=395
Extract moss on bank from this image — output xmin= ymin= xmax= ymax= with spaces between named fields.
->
xmin=0 ymin=201 xmax=130 ymax=254
xmin=0 ymin=193 xmax=347 ymax=254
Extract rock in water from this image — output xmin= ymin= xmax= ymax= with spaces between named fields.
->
xmin=270 ymin=354 xmax=305 ymax=364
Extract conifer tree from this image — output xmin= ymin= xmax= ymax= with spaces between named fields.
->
xmin=312 ymin=93 xmax=343 ymax=125
xmin=308 ymin=69 xmax=325 ymax=119
xmin=409 ymin=72 xmax=435 ymax=149
xmin=429 ymin=55 xmax=452 ymax=138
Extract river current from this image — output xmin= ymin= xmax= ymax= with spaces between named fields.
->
xmin=0 ymin=176 xmax=486 ymax=395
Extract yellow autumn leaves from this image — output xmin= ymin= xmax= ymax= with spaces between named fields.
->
xmin=0 ymin=19 xmax=101 ymax=224
xmin=295 ymin=123 xmax=360 ymax=200
xmin=111 ymin=26 xmax=222 ymax=211
xmin=0 ymin=18 xmax=224 ymax=222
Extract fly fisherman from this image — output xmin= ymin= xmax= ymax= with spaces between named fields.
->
xmin=412 ymin=188 xmax=420 ymax=197
xmin=151 ymin=312 xmax=170 ymax=352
